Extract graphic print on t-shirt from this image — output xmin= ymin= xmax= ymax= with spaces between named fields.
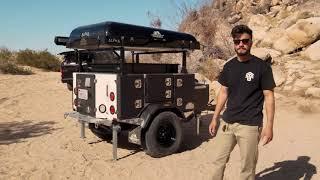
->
xmin=245 ymin=72 xmax=254 ymax=82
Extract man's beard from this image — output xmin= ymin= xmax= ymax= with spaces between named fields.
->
xmin=235 ymin=47 xmax=250 ymax=56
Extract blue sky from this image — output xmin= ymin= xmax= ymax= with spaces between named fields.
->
xmin=0 ymin=0 xmax=200 ymax=54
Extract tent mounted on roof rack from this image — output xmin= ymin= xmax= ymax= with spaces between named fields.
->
xmin=55 ymin=21 xmax=200 ymax=50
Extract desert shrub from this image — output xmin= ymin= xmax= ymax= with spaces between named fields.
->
xmin=0 ymin=48 xmax=33 ymax=75
xmin=0 ymin=60 xmax=33 ymax=75
xmin=196 ymin=59 xmax=221 ymax=81
xmin=0 ymin=48 xmax=13 ymax=60
xmin=16 ymin=49 xmax=60 ymax=71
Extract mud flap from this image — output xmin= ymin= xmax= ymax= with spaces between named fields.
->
xmin=128 ymin=126 xmax=142 ymax=145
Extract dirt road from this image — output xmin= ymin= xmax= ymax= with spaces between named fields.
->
xmin=0 ymin=71 xmax=319 ymax=180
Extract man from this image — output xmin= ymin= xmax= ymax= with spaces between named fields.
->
xmin=208 ymin=25 xmax=276 ymax=180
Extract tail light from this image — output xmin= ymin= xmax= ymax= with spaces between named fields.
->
xmin=110 ymin=92 xmax=115 ymax=101
xmin=110 ymin=105 xmax=115 ymax=114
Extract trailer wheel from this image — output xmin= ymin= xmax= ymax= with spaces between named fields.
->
xmin=145 ymin=112 xmax=183 ymax=158
xmin=88 ymin=123 xmax=112 ymax=141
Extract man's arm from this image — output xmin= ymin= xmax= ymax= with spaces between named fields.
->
xmin=261 ymin=89 xmax=275 ymax=145
xmin=209 ymin=85 xmax=228 ymax=136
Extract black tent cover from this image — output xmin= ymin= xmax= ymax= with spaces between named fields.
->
xmin=63 ymin=21 xmax=200 ymax=50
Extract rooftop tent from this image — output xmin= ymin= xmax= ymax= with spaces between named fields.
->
xmin=65 ymin=21 xmax=200 ymax=50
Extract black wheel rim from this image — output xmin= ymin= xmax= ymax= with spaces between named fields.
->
xmin=156 ymin=122 xmax=176 ymax=148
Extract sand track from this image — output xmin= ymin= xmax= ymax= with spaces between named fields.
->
xmin=0 ymin=72 xmax=319 ymax=180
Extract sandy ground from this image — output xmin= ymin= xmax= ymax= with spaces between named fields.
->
xmin=0 ymin=71 xmax=319 ymax=180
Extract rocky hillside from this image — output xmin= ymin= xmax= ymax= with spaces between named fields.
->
xmin=176 ymin=0 xmax=320 ymax=107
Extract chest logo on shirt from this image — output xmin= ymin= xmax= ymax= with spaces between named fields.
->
xmin=245 ymin=72 xmax=254 ymax=82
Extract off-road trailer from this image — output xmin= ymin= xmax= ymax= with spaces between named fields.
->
xmin=55 ymin=21 xmax=214 ymax=160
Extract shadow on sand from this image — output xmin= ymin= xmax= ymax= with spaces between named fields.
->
xmin=0 ymin=120 xmax=58 ymax=145
xmin=90 ymin=130 xmax=142 ymax=149
xmin=256 ymin=156 xmax=317 ymax=180
xmin=86 ymin=113 xmax=214 ymax=159
xmin=179 ymin=113 xmax=213 ymax=152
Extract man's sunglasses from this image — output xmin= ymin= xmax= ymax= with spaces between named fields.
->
xmin=233 ymin=39 xmax=251 ymax=45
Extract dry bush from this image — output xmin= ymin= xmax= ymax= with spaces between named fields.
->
xmin=0 ymin=47 xmax=13 ymax=60
xmin=16 ymin=49 xmax=61 ymax=71
xmin=0 ymin=61 xmax=33 ymax=75
xmin=0 ymin=48 xmax=33 ymax=75
xmin=170 ymin=0 xmax=203 ymax=29
xmin=196 ymin=58 xmax=222 ymax=81
xmin=147 ymin=11 xmax=162 ymax=28
xmin=178 ymin=1 xmax=234 ymax=60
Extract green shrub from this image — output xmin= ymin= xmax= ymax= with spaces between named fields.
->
xmin=16 ymin=49 xmax=61 ymax=71
xmin=0 ymin=48 xmax=13 ymax=60
xmin=0 ymin=60 xmax=33 ymax=75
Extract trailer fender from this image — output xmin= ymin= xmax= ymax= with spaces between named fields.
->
xmin=139 ymin=104 xmax=184 ymax=129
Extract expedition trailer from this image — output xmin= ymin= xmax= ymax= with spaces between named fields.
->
xmin=55 ymin=21 xmax=213 ymax=160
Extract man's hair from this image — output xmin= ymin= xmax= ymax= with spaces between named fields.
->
xmin=231 ymin=25 xmax=252 ymax=39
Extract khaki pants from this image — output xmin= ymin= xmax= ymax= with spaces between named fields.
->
xmin=211 ymin=119 xmax=261 ymax=180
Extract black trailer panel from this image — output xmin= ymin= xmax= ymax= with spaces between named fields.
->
xmin=117 ymin=74 xmax=145 ymax=119
xmin=75 ymin=74 xmax=96 ymax=117
xmin=193 ymin=83 xmax=209 ymax=113
xmin=173 ymin=74 xmax=195 ymax=112
xmin=145 ymin=74 xmax=174 ymax=104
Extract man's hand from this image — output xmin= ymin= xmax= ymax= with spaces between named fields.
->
xmin=209 ymin=85 xmax=228 ymax=137
xmin=260 ymin=127 xmax=273 ymax=146
xmin=261 ymin=89 xmax=275 ymax=146
xmin=209 ymin=119 xmax=218 ymax=137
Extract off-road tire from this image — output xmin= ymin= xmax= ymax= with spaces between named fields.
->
xmin=145 ymin=111 xmax=183 ymax=158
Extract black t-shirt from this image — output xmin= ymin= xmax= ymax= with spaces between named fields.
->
xmin=218 ymin=55 xmax=276 ymax=126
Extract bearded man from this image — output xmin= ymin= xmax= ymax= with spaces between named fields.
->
xmin=209 ymin=25 xmax=276 ymax=180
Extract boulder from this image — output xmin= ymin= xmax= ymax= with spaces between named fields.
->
xmin=268 ymin=5 xmax=282 ymax=17
xmin=282 ymin=85 xmax=293 ymax=91
xmin=273 ymin=17 xmax=320 ymax=54
xmin=305 ymin=87 xmax=320 ymax=98
xmin=259 ymin=28 xmax=286 ymax=48
xmin=258 ymin=0 xmax=273 ymax=13
xmin=271 ymin=0 xmax=281 ymax=6
xmin=248 ymin=14 xmax=272 ymax=42
xmin=251 ymin=48 xmax=282 ymax=61
xmin=285 ymin=61 xmax=306 ymax=70
xmin=284 ymin=74 xmax=295 ymax=86
xmin=273 ymin=34 xmax=298 ymax=54
xmin=235 ymin=0 xmax=245 ymax=12
xmin=291 ymin=85 xmax=308 ymax=95
xmin=276 ymin=9 xmax=291 ymax=20
xmin=302 ymin=40 xmax=320 ymax=61
xmin=228 ymin=13 xmax=242 ymax=24
xmin=282 ymin=0 xmax=300 ymax=6
xmin=295 ymin=0 xmax=320 ymax=17
xmin=272 ymin=66 xmax=286 ymax=86
xmin=294 ymin=78 xmax=317 ymax=88
xmin=279 ymin=11 xmax=314 ymax=29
